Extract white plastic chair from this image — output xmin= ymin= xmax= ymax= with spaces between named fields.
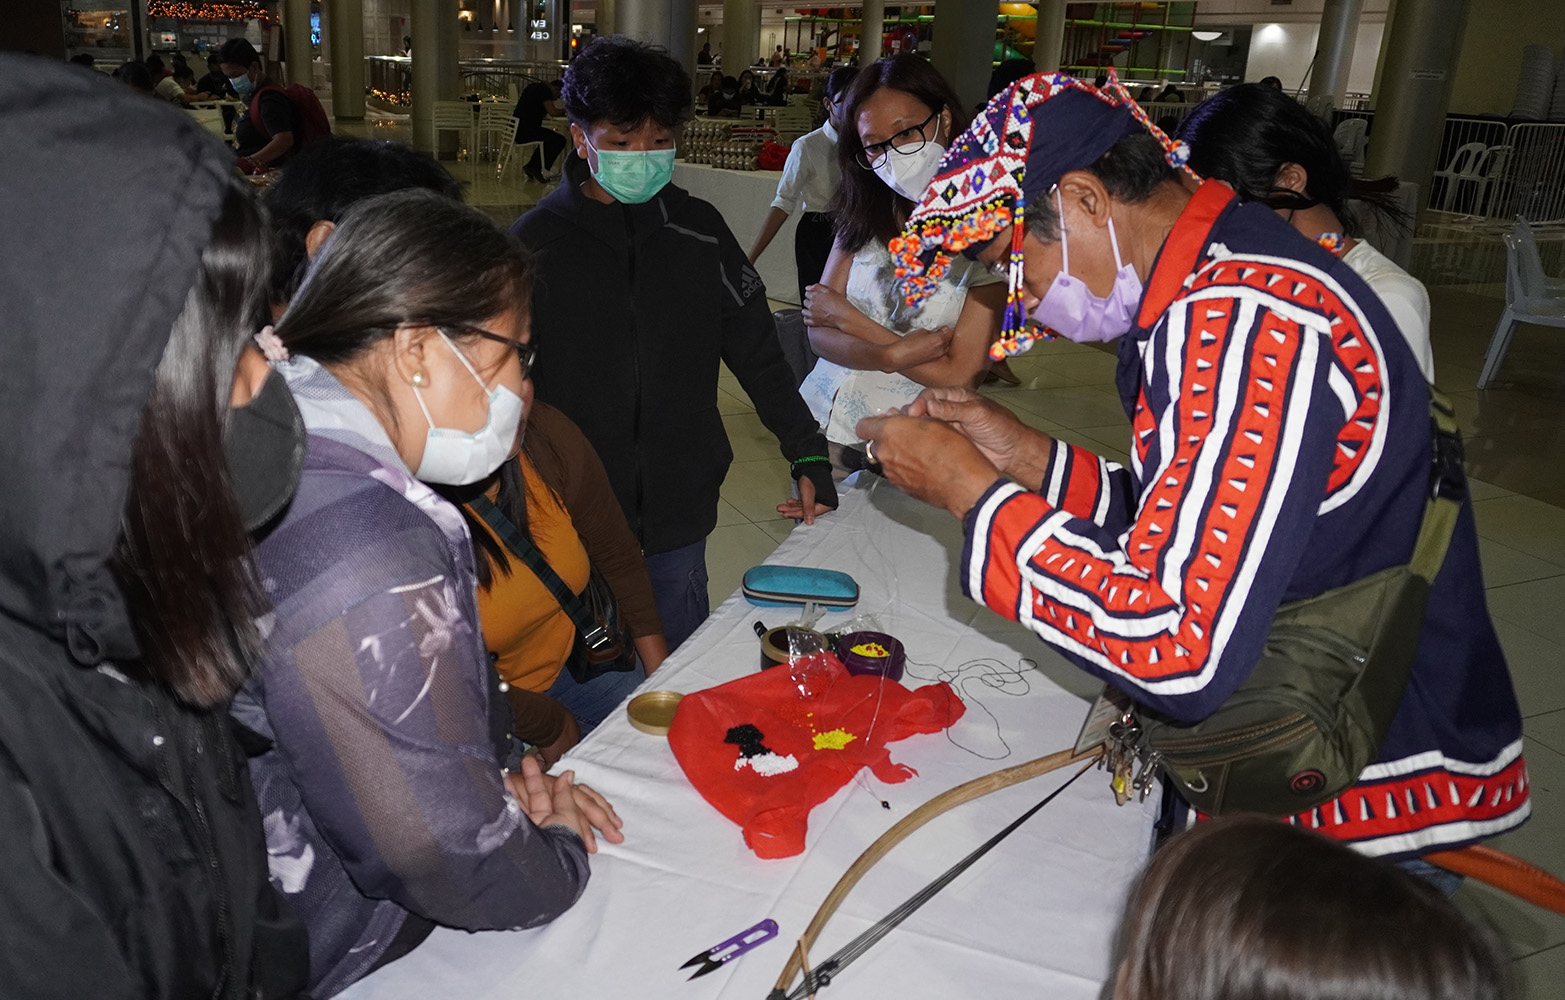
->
xmin=1430 ymin=141 xmax=1488 ymax=212
xmin=1476 ymin=218 xmax=1565 ymax=387
xmin=477 ymin=103 xmax=518 ymax=174
xmin=433 ymin=100 xmax=478 ymax=179
xmin=1333 ymin=118 xmax=1367 ymax=175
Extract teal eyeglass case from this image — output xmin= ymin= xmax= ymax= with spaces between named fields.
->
xmin=742 ymin=566 xmax=860 ymax=610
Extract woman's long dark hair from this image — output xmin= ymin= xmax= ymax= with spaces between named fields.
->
xmin=275 ymin=189 xmax=538 ymax=591
xmin=1113 ymin=816 xmax=1509 ymax=1000
xmin=114 ymin=185 xmax=273 ymax=708
xmin=1176 ymin=83 xmax=1409 ymax=237
xmin=831 ymin=55 xmax=970 ymax=253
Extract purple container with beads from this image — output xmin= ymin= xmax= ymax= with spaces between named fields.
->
xmin=835 ymin=631 xmax=905 ymax=682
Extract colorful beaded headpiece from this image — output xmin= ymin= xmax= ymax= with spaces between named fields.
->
xmin=889 ymin=69 xmax=1200 ymax=360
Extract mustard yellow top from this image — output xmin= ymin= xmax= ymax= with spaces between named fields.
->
xmin=473 ymin=453 xmax=591 ymax=693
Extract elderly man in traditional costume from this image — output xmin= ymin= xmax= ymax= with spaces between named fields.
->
xmin=857 ymin=74 xmax=1528 ymax=861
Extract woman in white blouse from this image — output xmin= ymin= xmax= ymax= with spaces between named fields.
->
xmin=799 ymin=55 xmax=1005 ymax=477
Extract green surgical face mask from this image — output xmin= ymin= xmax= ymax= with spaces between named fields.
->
xmin=586 ymin=137 xmax=675 ymax=204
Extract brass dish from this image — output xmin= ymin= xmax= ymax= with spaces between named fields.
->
xmin=627 ymin=690 xmax=684 ymax=737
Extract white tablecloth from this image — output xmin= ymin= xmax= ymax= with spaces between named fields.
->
xmin=340 ymin=480 xmax=1156 ymax=1000
xmin=674 ymin=161 xmax=803 ymax=306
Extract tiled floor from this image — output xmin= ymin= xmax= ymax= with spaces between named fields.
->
xmin=344 ymin=115 xmax=1565 ymax=990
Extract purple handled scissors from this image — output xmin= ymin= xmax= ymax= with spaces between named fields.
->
xmin=680 ymin=919 xmax=780 ymax=980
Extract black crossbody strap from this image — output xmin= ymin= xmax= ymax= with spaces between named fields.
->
xmin=469 ymin=495 xmax=615 ymax=652
xmin=1410 ymin=387 xmax=1465 ymax=583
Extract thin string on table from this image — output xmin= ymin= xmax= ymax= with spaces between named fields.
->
xmin=901 ymin=656 xmax=1034 ymax=761
xmin=800 ymin=658 xmax=895 ymax=810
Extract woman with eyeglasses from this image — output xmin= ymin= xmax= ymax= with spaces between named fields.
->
xmin=799 ymin=55 xmax=1007 ymax=477
xmin=233 ymin=188 xmax=622 ymax=997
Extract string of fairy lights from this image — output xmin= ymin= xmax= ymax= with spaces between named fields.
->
xmin=143 ymin=1 xmax=271 ymax=23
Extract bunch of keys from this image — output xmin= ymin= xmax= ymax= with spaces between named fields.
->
xmin=1101 ymin=715 xmax=1162 ymax=806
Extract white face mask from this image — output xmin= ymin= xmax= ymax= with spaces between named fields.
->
xmin=411 ymin=331 xmax=525 ymax=485
xmin=872 ymin=135 xmax=947 ymax=202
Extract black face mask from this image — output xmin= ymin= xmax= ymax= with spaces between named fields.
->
xmin=224 ymin=369 xmax=305 ymax=533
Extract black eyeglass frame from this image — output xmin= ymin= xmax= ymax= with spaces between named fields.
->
xmin=856 ymin=109 xmax=941 ymax=171
xmin=441 ymin=324 xmax=538 ymax=380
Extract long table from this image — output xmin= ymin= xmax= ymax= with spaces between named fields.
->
xmin=340 ymin=479 xmax=1157 ymax=1000
xmin=673 ymin=161 xmax=803 ymax=306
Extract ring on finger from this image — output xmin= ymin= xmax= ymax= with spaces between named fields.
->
xmin=864 ymin=439 xmax=878 ymax=464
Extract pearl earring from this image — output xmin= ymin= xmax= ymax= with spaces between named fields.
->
xmin=411 ymin=371 xmax=426 ymax=386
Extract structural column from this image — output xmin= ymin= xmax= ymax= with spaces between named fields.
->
xmin=1363 ymin=0 xmax=1468 ymax=207
xmin=1306 ymin=0 xmax=1363 ymax=110
xmin=618 ymin=0 xmax=671 ymax=48
xmin=930 ymin=0 xmax=994 ymax=112
xmin=720 ymin=0 xmax=757 ymax=73
xmin=327 ymin=0 xmax=365 ymax=120
xmin=411 ymin=0 xmax=459 ymax=154
xmin=668 ymin=0 xmax=698 ymax=81
xmin=596 ymin=0 xmax=616 ymax=37
xmin=282 ymin=0 xmax=313 ymax=88
xmin=1032 ymin=0 xmax=1066 ymax=73
xmin=858 ymin=0 xmax=884 ymax=65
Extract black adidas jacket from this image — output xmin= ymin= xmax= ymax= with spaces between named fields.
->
xmin=513 ymin=153 xmax=834 ymax=557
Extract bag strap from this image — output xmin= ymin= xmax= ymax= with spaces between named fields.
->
xmin=1409 ymin=386 xmax=1465 ymax=583
xmin=469 ymin=494 xmax=616 ymax=653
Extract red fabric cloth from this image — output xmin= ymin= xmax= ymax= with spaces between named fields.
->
xmin=668 ymin=654 xmax=964 ymax=858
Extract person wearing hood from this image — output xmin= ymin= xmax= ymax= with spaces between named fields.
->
xmin=797 ymin=55 xmax=1006 ymax=480
xmin=235 ymin=188 xmax=622 ymax=996
xmin=0 ymin=56 xmax=309 ymax=999
xmin=858 ymin=73 xmax=1528 ymax=863
xmin=512 ymin=35 xmax=838 ymax=651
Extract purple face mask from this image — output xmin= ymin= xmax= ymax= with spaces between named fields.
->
xmin=1028 ymin=188 xmax=1145 ymax=343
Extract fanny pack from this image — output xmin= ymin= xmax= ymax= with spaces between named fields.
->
xmin=1109 ymin=388 xmax=1465 ymax=816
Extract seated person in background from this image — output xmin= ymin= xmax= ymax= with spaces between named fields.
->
xmin=1111 ymin=816 xmax=1508 ymax=1000
xmin=800 ymin=54 xmax=1005 ymax=478
xmin=261 ymin=135 xmax=463 ymax=304
xmin=235 ymin=190 xmax=621 ymax=997
xmin=706 ymin=74 xmax=743 ymax=116
xmin=514 ymin=36 xmax=836 ymax=650
xmin=196 ymin=53 xmax=237 ymax=99
xmin=67 ymin=52 xmax=95 ymax=69
xmin=0 ymin=58 xmax=310 ymax=999
xmin=112 ymin=59 xmax=154 ymax=95
xmin=513 ymin=77 xmax=566 ymax=182
xmin=862 ymin=73 xmax=1528 ymax=862
xmin=171 ymin=64 xmax=209 ymax=102
xmin=219 ymin=37 xmax=296 ymax=173
xmin=1153 ymin=82 xmax=1183 ymax=102
xmin=737 ymin=69 xmax=763 ymax=107
xmin=1178 ymin=83 xmax=1433 ymax=381
xmin=454 ymin=398 xmax=669 ymax=764
xmin=764 ymin=67 xmax=790 ymax=106
xmin=148 ymin=54 xmax=188 ymax=104
xmin=1258 ymin=74 xmax=1284 ymax=90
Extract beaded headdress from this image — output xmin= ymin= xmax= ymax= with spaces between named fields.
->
xmin=889 ymin=70 xmax=1198 ymax=359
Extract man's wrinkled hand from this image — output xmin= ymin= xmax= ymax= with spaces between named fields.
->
xmin=855 ymin=413 xmax=1002 ymax=520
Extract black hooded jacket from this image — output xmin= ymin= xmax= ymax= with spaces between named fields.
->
xmin=0 ymin=56 xmax=309 ymax=999
xmin=514 ymin=152 xmax=834 ymax=556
